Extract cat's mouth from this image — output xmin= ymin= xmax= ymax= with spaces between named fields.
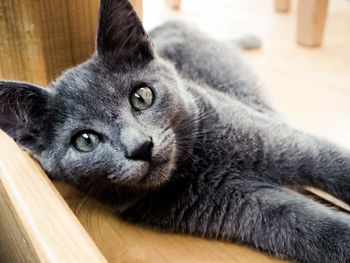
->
xmin=107 ymin=157 xmax=172 ymax=188
xmin=138 ymin=157 xmax=173 ymax=184
xmin=108 ymin=138 xmax=177 ymax=188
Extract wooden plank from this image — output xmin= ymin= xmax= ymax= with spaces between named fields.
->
xmin=0 ymin=182 xmax=40 ymax=263
xmin=0 ymin=131 xmax=107 ymax=262
xmin=297 ymin=0 xmax=329 ymax=47
xmin=0 ymin=0 xmax=144 ymax=85
xmin=0 ymin=0 xmax=100 ymax=85
xmin=274 ymin=0 xmax=291 ymax=12
xmin=65 ymin=0 xmax=100 ymax=67
xmin=0 ymin=0 xmax=48 ymax=85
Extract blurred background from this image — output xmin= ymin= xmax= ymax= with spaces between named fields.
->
xmin=143 ymin=0 xmax=350 ymax=149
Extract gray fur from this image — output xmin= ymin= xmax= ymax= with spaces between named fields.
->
xmin=0 ymin=1 xmax=349 ymax=262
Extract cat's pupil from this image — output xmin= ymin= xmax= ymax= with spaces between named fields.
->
xmin=82 ymin=133 xmax=91 ymax=144
xmin=135 ymin=93 xmax=145 ymax=103
xmin=73 ymin=132 xmax=100 ymax=152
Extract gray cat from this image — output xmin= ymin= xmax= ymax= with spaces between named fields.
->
xmin=0 ymin=0 xmax=349 ymax=262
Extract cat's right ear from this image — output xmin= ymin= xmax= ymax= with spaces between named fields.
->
xmin=0 ymin=81 xmax=49 ymax=150
xmin=96 ymin=0 xmax=154 ymax=67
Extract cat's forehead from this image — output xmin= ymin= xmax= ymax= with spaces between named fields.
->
xmin=54 ymin=62 xmax=133 ymax=94
xmin=48 ymin=63 xmax=127 ymax=120
xmin=51 ymin=59 xmax=167 ymax=97
xmin=47 ymin=58 xmax=172 ymax=119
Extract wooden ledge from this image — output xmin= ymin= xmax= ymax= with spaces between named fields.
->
xmin=0 ymin=131 xmax=107 ymax=262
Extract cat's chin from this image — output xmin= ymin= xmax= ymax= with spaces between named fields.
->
xmin=108 ymin=153 xmax=176 ymax=189
xmin=139 ymin=157 xmax=176 ymax=188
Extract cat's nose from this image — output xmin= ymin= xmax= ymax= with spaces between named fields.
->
xmin=126 ymin=137 xmax=154 ymax=161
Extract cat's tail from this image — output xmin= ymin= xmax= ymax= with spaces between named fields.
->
xmin=231 ymin=34 xmax=262 ymax=50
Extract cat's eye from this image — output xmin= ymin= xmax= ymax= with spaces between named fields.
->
xmin=72 ymin=131 xmax=100 ymax=152
xmin=130 ymin=86 xmax=154 ymax=111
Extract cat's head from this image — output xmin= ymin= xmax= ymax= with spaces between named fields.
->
xmin=0 ymin=0 xmax=196 ymax=192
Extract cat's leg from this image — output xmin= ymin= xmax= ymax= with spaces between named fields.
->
xmin=259 ymin=124 xmax=350 ymax=204
xmin=191 ymin=183 xmax=350 ymax=263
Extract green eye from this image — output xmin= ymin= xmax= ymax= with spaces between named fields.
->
xmin=130 ymin=86 xmax=154 ymax=111
xmin=73 ymin=131 xmax=100 ymax=152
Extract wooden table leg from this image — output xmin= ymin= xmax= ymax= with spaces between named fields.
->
xmin=274 ymin=0 xmax=291 ymax=12
xmin=166 ymin=0 xmax=181 ymax=10
xmin=297 ymin=0 xmax=329 ymax=47
xmin=0 ymin=131 xmax=107 ymax=262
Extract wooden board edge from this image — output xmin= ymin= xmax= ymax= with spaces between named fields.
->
xmin=0 ymin=131 xmax=107 ymax=263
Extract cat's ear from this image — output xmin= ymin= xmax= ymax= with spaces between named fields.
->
xmin=96 ymin=0 xmax=154 ymax=67
xmin=0 ymin=81 xmax=49 ymax=150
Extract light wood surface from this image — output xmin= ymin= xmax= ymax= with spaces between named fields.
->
xmin=0 ymin=0 xmax=47 ymax=85
xmin=0 ymin=0 xmax=143 ymax=86
xmin=274 ymin=0 xmax=291 ymax=12
xmin=0 ymin=131 xmax=107 ymax=262
xmin=297 ymin=0 xmax=329 ymax=46
xmin=0 ymin=0 xmax=100 ymax=85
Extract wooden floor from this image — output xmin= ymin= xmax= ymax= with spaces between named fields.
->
xmin=54 ymin=0 xmax=350 ymax=262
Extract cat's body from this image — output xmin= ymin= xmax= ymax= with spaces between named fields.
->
xmin=0 ymin=1 xmax=349 ymax=262
xmin=117 ymin=22 xmax=350 ymax=262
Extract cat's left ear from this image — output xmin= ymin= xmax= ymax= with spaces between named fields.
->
xmin=96 ymin=0 xmax=154 ymax=67
xmin=0 ymin=81 xmax=50 ymax=151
